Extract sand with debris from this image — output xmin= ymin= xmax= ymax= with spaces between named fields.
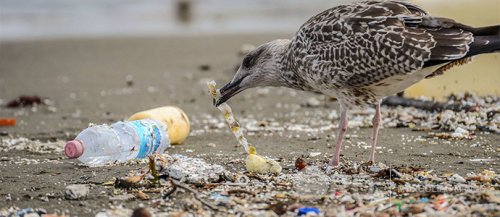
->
xmin=0 ymin=35 xmax=499 ymax=216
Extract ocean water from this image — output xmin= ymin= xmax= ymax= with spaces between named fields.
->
xmin=0 ymin=0 xmax=353 ymax=41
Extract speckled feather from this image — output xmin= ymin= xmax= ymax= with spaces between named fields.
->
xmin=279 ymin=1 xmax=475 ymax=108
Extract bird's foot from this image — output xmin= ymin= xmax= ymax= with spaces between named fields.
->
xmin=329 ymin=158 xmax=340 ymax=167
xmin=368 ymin=156 xmax=375 ymax=164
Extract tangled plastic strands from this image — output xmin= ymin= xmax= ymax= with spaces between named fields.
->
xmin=207 ymin=80 xmax=251 ymax=154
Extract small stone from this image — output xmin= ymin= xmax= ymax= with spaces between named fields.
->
xmin=295 ymin=158 xmax=307 ymax=171
xmin=135 ymin=191 xmax=150 ymax=200
xmin=64 ymin=184 xmax=90 ymax=200
xmin=125 ymin=74 xmax=134 ymax=87
xmin=109 ymin=193 xmax=135 ymax=201
xmin=207 ymin=143 xmax=217 ymax=148
xmin=131 ymin=207 xmax=152 ymax=217
xmin=408 ymin=204 xmax=425 ymax=214
xmin=449 ymin=174 xmax=466 ymax=183
xmin=451 ymin=127 xmax=469 ymax=138
xmin=369 ymin=166 xmax=381 ymax=173
xmin=306 ymin=97 xmax=321 ymax=107
xmin=39 ymin=196 xmax=49 ymax=202
xmin=199 ymin=64 xmax=211 ymax=71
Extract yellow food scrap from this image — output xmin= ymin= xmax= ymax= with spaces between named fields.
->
xmin=249 ymin=146 xmax=257 ymax=155
xmin=246 ymin=154 xmax=282 ymax=175
xmin=231 ymin=126 xmax=240 ymax=133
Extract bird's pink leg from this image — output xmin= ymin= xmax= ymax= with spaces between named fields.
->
xmin=330 ymin=106 xmax=348 ymax=166
xmin=369 ymin=103 xmax=381 ymax=163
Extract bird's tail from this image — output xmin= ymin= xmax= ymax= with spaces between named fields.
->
xmin=470 ymin=25 xmax=500 ymax=36
xmin=467 ymin=25 xmax=500 ymax=56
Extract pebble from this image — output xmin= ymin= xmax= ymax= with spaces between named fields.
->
xmin=64 ymin=184 xmax=90 ymax=200
xmin=449 ymin=174 xmax=466 ymax=183
xmin=306 ymin=97 xmax=321 ymax=107
xmin=451 ymin=127 xmax=470 ymax=138
xmin=109 ymin=194 xmax=135 ymax=201
xmin=408 ymin=204 xmax=425 ymax=214
xmin=131 ymin=208 xmax=152 ymax=217
xmin=369 ymin=166 xmax=381 ymax=173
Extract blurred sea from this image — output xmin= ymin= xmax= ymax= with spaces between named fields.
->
xmin=0 ymin=0 xmax=353 ymax=41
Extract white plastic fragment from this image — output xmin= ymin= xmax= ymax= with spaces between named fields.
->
xmin=207 ymin=80 xmax=251 ymax=154
xmin=165 ymin=154 xmax=225 ymax=184
xmin=449 ymin=174 xmax=466 ymax=183
xmin=208 ymin=80 xmax=282 ymax=175
xmin=64 ymin=184 xmax=90 ymax=200
xmin=451 ymin=127 xmax=469 ymax=138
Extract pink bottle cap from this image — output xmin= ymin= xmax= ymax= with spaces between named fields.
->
xmin=65 ymin=140 xmax=84 ymax=159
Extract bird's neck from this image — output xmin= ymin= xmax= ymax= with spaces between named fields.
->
xmin=277 ymin=41 xmax=314 ymax=91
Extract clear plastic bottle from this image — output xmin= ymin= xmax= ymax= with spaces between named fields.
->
xmin=64 ymin=119 xmax=170 ymax=166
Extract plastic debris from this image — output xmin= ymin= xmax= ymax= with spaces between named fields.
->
xmin=451 ymin=127 xmax=470 ymax=138
xmin=64 ymin=184 xmax=90 ymax=200
xmin=449 ymin=173 xmax=467 ymax=183
xmin=298 ymin=207 xmax=320 ymax=216
xmin=209 ymin=193 xmax=231 ymax=205
xmin=0 ymin=118 xmax=16 ymax=127
xmin=161 ymin=154 xmax=224 ymax=184
xmin=208 ymin=80 xmax=282 ymax=175
xmin=207 ymin=80 xmax=251 ymax=154
xmin=1 ymin=208 xmax=47 ymax=217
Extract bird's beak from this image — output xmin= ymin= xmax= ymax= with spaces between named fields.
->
xmin=214 ymin=77 xmax=245 ymax=107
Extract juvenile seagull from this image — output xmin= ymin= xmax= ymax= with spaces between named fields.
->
xmin=215 ymin=1 xmax=500 ymax=166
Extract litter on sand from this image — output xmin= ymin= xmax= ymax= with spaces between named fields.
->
xmin=60 ymin=153 xmax=499 ymax=217
xmin=207 ymin=80 xmax=282 ymax=175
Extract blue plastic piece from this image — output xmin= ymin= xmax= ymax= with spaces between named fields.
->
xmin=420 ymin=197 xmax=430 ymax=203
xmin=297 ymin=207 xmax=320 ymax=216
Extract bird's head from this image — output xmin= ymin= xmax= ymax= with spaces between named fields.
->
xmin=215 ymin=39 xmax=291 ymax=106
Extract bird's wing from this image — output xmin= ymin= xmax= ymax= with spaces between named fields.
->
xmin=289 ymin=0 xmax=474 ymax=88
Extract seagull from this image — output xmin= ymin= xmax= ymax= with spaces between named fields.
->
xmin=214 ymin=1 xmax=500 ymax=166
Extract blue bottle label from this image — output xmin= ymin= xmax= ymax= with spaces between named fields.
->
xmin=130 ymin=120 xmax=165 ymax=159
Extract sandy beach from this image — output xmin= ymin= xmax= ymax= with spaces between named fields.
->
xmin=0 ymin=34 xmax=498 ymax=216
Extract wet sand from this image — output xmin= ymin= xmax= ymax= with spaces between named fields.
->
xmin=0 ymin=35 xmax=498 ymax=216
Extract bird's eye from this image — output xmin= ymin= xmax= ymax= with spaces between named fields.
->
xmin=242 ymin=56 xmax=253 ymax=68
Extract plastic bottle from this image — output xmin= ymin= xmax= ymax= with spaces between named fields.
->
xmin=65 ymin=106 xmax=190 ymax=166
xmin=65 ymin=119 xmax=169 ymax=166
